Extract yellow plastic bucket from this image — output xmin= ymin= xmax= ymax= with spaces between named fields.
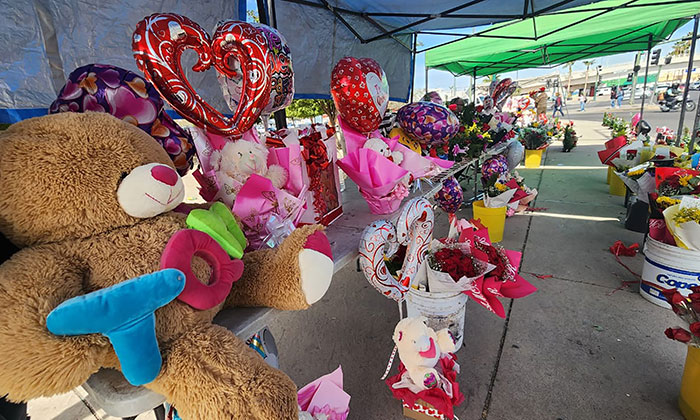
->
xmin=606 ymin=166 xmax=613 ymax=184
xmin=680 ymin=346 xmax=700 ymax=420
xmin=609 ymin=172 xmax=626 ymax=196
xmin=524 ymin=149 xmax=544 ymax=168
xmin=472 ymin=200 xmax=506 ymax=243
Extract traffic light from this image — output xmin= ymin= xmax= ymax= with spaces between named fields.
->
xmin=665 ymin=55 xmax=672 ymax=65
xmin=633 ymin=65 xmax=641 ymax=73
xmin=650 ymin=49 xmax=661 ymax=66
xmin=627 ymin=73 xmax=633 ymax=82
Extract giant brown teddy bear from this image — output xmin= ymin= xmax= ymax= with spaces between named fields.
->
xmin=0 ymin=112 xmax=334 ymax=419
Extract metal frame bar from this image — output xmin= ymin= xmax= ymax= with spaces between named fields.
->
xmin=640 ymin=34 xmax=653 ymax=120
xmin=464 ymin=20 xmax=672 ymax=75
xmin=676 ymin=13 xmax=699 ymax=146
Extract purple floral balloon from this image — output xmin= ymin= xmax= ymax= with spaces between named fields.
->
xmin=49 ymin=64 xmax=195 ymax=174
xmin=481 ymin=154 xmax=509 ymax=181
xmin=434 ymin=176 xmax=463 ymax=214
xmin=396 ymin=102 xmax=459 ymax=147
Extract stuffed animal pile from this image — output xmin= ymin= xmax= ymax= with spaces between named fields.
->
xmin=0 ymin=112 xmax=334 ymax=420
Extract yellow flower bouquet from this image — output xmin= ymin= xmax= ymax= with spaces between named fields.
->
xmin=664 ymin=197 xmax=700 ymax=251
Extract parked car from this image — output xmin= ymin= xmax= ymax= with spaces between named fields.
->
xmin=597 ymin=86 xmax=611 ymax=96
xmin=690 ymin=81 xmax=700 ymax=91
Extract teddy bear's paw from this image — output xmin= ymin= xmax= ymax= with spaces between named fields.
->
xmin=298 ymin=231 xmax=333 ymax=305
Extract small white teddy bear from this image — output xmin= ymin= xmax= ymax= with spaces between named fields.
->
xmin=210 ymin=140 xmax=288 ymax=190
xmin=364 ymin=137 xmax=404 ymax=165
xmin=392 ymin=316 xmax=457 ymax=391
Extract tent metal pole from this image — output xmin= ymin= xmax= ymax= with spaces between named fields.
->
xmin=690 ymin=94 xmax=700 ymax=154
xmin=425 ymin=66 xmax=429 ymax=97
xmin=411 ymin=33 xmax=417 ymax=103
xmin=258 ymin=0 xmax=288 ymax=129
xmin=640 ymin=34 xmax=652 ymax=121
xmin=473 ymin=69 xmax=477 ymax=103
xmin=676 ymin=13 xmax=699 ymax=147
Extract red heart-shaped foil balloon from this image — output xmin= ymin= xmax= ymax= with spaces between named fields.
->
xmin=330 ymin=57 xmax=389 ymax=134
xmin=133 ymin=14 xmax=271 ymax=137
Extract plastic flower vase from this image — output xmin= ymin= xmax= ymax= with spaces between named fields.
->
xmin=609 ymin=172 xmax=626 ymax=196
xmin=606 ymin=166 xmax=613 ymax=184
xmin=524 ymin=149 xmax=544 ymax=168
xmin=472 ymin=200 xmax=506 ymax=242
xmin=680 ymin=346 xmax=700 ymax=420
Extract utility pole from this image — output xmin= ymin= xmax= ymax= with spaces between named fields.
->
xmin=593 ymin=66 xmax=601 ymax=102
xmin=631 ymin=52 xmax=641 ymax=105
xmin=676 ymin=13 xmax=699 ymax=147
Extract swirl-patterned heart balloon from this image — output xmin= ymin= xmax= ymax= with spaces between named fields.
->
xmin=396 ymin=102 xmax=459 ymax=147
xmin=133 ymin=14 xmax=271 ymax=137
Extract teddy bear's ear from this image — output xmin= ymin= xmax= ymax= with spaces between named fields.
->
xmin=252 ymin=141 xmax=269 ymax=157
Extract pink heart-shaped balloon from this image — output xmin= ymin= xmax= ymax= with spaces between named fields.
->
xmin=133 ymin=13 xmax=271 ymax=137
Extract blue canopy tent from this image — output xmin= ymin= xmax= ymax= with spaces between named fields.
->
xmin=0 ymin=0 xmax=602 ymax=123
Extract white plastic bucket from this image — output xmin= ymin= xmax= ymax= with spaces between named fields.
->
xmin=640 ymin=237 xmax=700 ymax=308
xmin=405 ymin=288 xmax=468 ymax=351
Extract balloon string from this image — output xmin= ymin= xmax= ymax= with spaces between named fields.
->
xmin=380 ymin=345 xmax=398 ymax=380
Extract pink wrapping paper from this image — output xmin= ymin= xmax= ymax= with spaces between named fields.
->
xmin=338 ymin=148 xmax=409 ymax=197
xmin=359 ymin=183 xmax=410 ymax=214
xmin=265 ymin=126 xmax=343 ymax=225
xmin=232 ymin=174 xmax=306 ymax=249
xmin=340 ymin=118 xmax=453 ymax=179
xmin=298 ymin=366 xmax=350 ymax=420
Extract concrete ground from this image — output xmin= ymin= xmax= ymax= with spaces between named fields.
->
xmin=28 ymin=119 xmax=687 ymax=419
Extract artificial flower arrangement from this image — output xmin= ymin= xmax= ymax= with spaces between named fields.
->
xmin=410 ymin=218 xmax=537 ymax=318
xmin=660 ymin=286 xmax=700 ymax=420
xmin=562 ymin=121 xmax=578 ymax=152
xmin=610 ymin=117 xmax=629 ymax=139
xmin=656 ymin=168 xmax=700 ymax=196
xmin=662 ymin=286 xmax=700 ymax=347
xmin=602 ymin=112 xmax=614 ymax=128
xmin=448 ymin=122 xmax=492 ymax=160
xmin=663 ymin=196 xmax=700 ymax=251
xmin=448 ymin=102 xmax=518 ymax=162
xmin=519 ymin=125 xmax=551 ymax=150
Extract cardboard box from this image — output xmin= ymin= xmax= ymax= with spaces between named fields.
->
xmin=402 ymin=400 xmax=449 ymax=420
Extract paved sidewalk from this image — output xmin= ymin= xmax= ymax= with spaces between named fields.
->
xmin=28 ymin=119 xmax=686 ymax=419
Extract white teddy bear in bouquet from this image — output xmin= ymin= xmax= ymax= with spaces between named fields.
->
xmin=364 ymin=137 xmax=404 ymax=165
xmin=210 ymin=140 xmax=288 ymax=190
xmin=392 ymin=316 xmax=457 ymax=392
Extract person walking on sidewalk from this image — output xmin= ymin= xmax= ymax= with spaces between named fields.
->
xmin=552 ymin=92 xmax=565 ymax=117
xmin=578 ymin=88 xmax=587 ymax=111
xmin=535 ymin=86 xmax=548 ymax=118
xmin=616 ymin=86 xmax=624 ymax=108
xmin=610 ymin=86 xmax=617 ymax=108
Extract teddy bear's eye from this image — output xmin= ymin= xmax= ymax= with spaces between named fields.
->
xmin=238 ymin=152 xmax=243 ymax=157
xmin=118 ymin=172 xmax=128 ymax=183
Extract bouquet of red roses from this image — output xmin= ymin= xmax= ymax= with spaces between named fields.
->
xmin=426 ymin=241 xmax=495 ymax=294
xmin=662 ymin=287 xmax=700 ymax=347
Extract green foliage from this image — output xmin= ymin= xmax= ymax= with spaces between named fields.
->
xmin=285 ymin=99 xmax=325 ymax=120
xmin=0 ymin=123 xmax=10 ymax=131
xmin=520 ymin=127 xmax=549 ymax=150
xmin=563 ymin=125 xmax=577 ymax=152
xmin=611 ymin=117 xmax=629 ymax=138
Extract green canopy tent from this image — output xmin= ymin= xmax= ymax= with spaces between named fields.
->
xmin=424 ymin=0 xmax=699 ymax=77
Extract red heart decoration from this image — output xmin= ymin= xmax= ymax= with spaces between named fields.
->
xmin=330 ymin=57 xmax=389 ymax=134
xmin=133 ymin=14 xmax=271 ymax=137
